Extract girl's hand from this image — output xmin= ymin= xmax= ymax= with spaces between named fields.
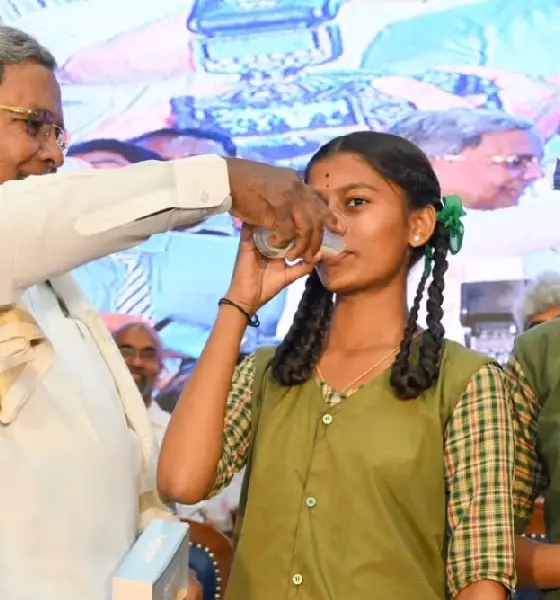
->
xmin=225 ymin=225 xmax=320 ymax=315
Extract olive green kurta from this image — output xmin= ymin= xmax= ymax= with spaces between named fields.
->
xmin=227 ymin=342 xmax=491 ymax=600
xmin=513 ymin=320 xmax=560 ymax=600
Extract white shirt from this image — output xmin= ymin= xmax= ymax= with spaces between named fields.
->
xmin=0 ymin=155 xmax=231 ymax=600
xmin=148 ymin=399 xmax=171 ymax=447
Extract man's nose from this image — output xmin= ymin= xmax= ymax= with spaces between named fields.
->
xmin=39 ymin=137 xmax=65 ymax=169
xmin=129 ymin=354 xmax=145 ymax=368
xmin=523 ymin=161 xmax=544 ymax=181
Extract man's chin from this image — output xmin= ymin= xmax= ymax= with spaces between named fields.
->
xmin=0 ymin=169 xmax=55 ymax=183
xmin=134 ymin=378 xmax=154 ymax=398
xmin=16 ymin=169 xmax=57 ymax=180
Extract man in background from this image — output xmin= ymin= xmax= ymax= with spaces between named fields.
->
xmin=113 ymin=322 xmax=169 ymax=443
xmin=131 ymin=126 xmax=237 ymax=161
xmin=113 ymin=322 xmax=243 ymax=534
xmin=110 ymin=327 xmax=204 ymax=600
xmin=388 ymin=108 xmax=560 ymax=343
xmin=388 ymin=108 xmax=544 ymax=210
xmin=515 ymin=272 xmax=560 ymax=333
xmin=67 ymin=138 xmax=165 ymax=168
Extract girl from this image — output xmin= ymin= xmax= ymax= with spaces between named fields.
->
xmin=158 ymin=132 xmax=516 ymax=599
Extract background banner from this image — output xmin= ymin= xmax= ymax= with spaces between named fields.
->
xmin=5 ymin=0 xmax=560 ymax=379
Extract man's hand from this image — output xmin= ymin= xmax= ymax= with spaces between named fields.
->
xmin=224 ymin=158 xmax=344 ymax=262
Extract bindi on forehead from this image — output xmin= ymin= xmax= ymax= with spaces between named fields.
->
xmin=325 ymin=172 xmax=330 ymax=188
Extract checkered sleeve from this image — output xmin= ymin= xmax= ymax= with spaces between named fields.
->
xmin=211 ymin=353 xmax=255 ymax=496
xmin=444 ymin=363 xmax=516 ymax=597
xmin=504 ymin=355 xmax=548 ymax=531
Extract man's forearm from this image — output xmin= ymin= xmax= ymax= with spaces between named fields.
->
xmin=517 ymin=534 xmax=560 ymax=589
xmin=0 ymin=155 xmax=230 ymax=306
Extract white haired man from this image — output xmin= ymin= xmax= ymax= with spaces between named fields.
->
xmin=516 ymin=272 xmax=560 ymax=332
xmin=0 ymin=25 xmax=340 ymax=600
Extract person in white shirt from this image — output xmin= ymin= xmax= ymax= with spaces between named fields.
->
xmin=113 ymin=321 xmax=244 ymax=533
xmin=112 ymin=322 xmax=169 ymax=443
xmin=0 ymin=25 xmax=340 ymax=600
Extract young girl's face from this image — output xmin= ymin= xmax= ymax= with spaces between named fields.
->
xmin=308 ymin=151 xmax=432 ymax=296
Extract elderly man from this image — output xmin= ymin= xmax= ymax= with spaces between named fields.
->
xmin=112 ymin=322 xmax=169 ymax=441
xmin=0 ymin=25 xmax=338 ymax=600
xmin=113 ymin=322 xmax=243 ymax=533
xmin=515 ymin=272 xmax=560 ymax=332
xmin=388 ymin=108 xmax=544 ymax=211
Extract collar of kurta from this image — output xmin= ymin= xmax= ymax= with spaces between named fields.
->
xmin=0 ymin=278 xmax=173 ymax=529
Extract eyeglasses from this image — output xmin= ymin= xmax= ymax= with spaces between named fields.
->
xmin=118 ymin=346 xmax=159 ymax=362
xmin=438 ymin=153 xmax=542 ymax=174
xmin=0 ymin=104 xmax=70 ymax=151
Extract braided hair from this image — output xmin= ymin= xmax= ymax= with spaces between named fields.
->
xmin=270 ymin=131 xmax=450 ymax=400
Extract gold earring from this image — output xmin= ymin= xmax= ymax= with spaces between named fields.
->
xmin=413 ymin=235 xmax=421 ymax=244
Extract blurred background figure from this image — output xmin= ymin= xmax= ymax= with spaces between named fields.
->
xmin=515 ymin=272 xmax=560 ymax=332
xmin=388 ymin=108 xmax=544 ymax=211
xmin=113 ymin=322 xmax=169 ymax=443
xmin=112 ymin=321 xmax=243 ymax=535
xmin=131 ymin=126 xmax=238 ymax=160
xmin=67 ymin=138 xmax=165 ymax=168
xmin=386 ymin=108 xmax=560 ymax=345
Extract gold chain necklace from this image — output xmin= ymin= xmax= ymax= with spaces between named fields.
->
xmin=316 ymin=344 xmax=400 ymax=395
xmin=316 ymin=331 xmax=421 ymax=395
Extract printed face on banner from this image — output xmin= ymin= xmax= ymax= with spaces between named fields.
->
xmin=36 ymin=0 xmax=559 ymax=363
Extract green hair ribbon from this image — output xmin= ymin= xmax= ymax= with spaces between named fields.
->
xmin=423 ymin=194 xmax=466 ymax=277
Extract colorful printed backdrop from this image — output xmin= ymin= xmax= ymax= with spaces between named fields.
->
xmin=5 ymin=0 xmax=560 ymax=370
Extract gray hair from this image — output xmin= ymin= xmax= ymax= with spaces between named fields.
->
xmin=0 ymin=26 xmax=56 ymax=83
xmin=387 ymin=108 xmax=534 ymax=156
xmin=515 ymin=271 xmax=560 ymax=329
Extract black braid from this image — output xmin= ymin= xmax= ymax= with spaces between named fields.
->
xmin=390 ymin=222 xmax=450 ymax=399
xmin=271 ymin=271 xmax=334 ymax=386
xmin=275 ymin=130 xmax=452 ymax=398
xmin=389 ymin=263 xmax=430 ymax=398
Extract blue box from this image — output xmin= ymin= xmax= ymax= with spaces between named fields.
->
xmin=112 ymin=519 xmax=190 ymax=600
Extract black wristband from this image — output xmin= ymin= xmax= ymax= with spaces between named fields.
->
xmin=218 ymin=297 xmax=260 ymax=328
